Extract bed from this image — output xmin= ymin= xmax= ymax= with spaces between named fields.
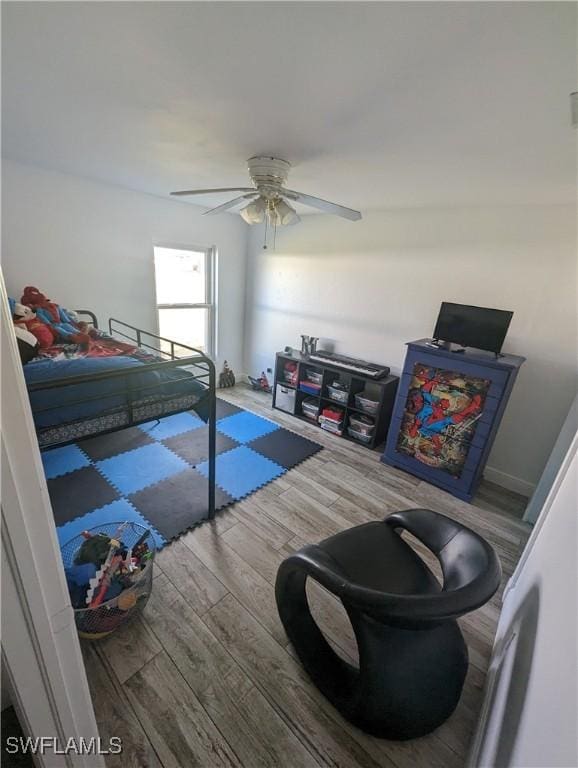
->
xmin=24 ymin=313 xmax=217 ymax=517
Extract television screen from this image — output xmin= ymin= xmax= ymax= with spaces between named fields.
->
xmin=433 ymin=302 xmax=513 ymax=354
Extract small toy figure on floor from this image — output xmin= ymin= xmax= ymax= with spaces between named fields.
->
xmin=219 ymin=360 xmax=236 ymax=388
xmin=248 ymin=371 xmax=272 ymax=393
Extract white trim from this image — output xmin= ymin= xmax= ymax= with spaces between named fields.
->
xmin=153 ymin=239 xmax=211 ymax=254
xmin=208 ymin=245 xmax=218 ymax=360
xmin=504 ymin=429 xmax=578 ymax=600
xmin=1 ymin=269 xmax=103 ymax=767
xmin=483 ymin=464 xmax=536 ymax=498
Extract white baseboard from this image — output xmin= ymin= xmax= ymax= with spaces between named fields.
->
xmin=484 ymin=465 xmax=536 ymax=498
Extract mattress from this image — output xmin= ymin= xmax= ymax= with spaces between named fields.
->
xmin=24 ymin=336 xmax=209 ymax=445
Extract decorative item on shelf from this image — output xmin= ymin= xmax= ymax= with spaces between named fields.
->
xmin=300 ymin=335 xmax=319 ymax=356
xmin=219 ymin=360 xmax=236 ymax=388
xmin=248 ymin=371 xmax=272 ymax=393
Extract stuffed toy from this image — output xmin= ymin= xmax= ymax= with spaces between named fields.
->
xmin=12 ymin=300 xmax=55 ymax=349
xmin=21 ymin=286 xmax=90 ymax=345
xmin=13 ymin=324 xmax=40 ymax=364
xmin=66 ymin=309 xmax=95 ymax=337
xmin=219 ymin=360 xmax=236 ymax=388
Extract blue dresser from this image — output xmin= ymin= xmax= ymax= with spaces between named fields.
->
xmin=381 ymin=339 xmax=525 ymax=501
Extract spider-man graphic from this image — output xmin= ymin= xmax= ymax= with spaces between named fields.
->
xmin=407 ymin=371 xmax=483 ymax=453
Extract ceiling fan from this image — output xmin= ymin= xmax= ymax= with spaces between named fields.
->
xmin=171 ymin=156 xmax=362 ymax=227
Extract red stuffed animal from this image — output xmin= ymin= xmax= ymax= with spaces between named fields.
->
xmin=21 ymin=286 xmax=90 ymax=345
xmin=21 ymin=286 xmax=61 ymax=322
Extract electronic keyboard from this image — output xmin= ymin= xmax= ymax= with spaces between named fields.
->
xmin=308 ymin=351 xmax=390 ymax=379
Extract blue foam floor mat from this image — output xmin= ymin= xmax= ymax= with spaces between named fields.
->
xmin=42 ymin=398 xmax=323 ymax=549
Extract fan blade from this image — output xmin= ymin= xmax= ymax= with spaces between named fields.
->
xmin=282 ymin=189 xmax=362 ymax=221
xmin=171 ymin=187 xmax=254 ymax=197
xmin=203 ymin=193 xmax=259 ymax=216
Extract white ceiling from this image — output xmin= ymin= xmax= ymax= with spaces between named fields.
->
xmin=2 ymin=2 xmax=576 ymax=212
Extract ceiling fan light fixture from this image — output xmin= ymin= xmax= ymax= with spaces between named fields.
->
xmin=275 ymin=199 xmax=300 ymax=226
xmin=171 ymin=156 xmax=362 ymax=226
xmin=240 ymin=197 xmax=266 ymax=224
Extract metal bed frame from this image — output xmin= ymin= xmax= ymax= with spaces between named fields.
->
xmin=27 ymin=313 xmax=217 ymax=518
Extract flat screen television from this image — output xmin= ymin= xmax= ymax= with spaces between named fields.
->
xmin=433 ymin=302 xmax=513 ymax=354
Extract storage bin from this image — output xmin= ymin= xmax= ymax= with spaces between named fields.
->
xmin=321 ymin=405 xmax=344 ymax=422
xmin=276 ymin=384 xmax=296 ymax=414
xmin=304 ymin=369 xmax=323 ymax=385
xmin=302 ymin=399 xmax=319 ymax=420
xmin=347 ymin=426 xmax=373 ymax=445
xmin=354 ymin=393 xmax=379 ymax=416
xmin=300 ymin=381 xmax=322 ymax=396
xmin=327 ymin=385 xmax=349 ymax=404
xmin=319 ymin=417 xmax=343 ymax=435
xmin=349 ymin=413 xmax=375 ymax=436
xmin=283 ymin=368 xmax=297 ymax=385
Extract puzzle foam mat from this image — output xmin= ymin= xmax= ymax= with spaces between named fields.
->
xmin=43 ymin=399 xmax=322 ymax=549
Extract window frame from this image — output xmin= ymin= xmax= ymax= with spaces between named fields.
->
xmin=152 ymin=242 xmax=217 ymax=359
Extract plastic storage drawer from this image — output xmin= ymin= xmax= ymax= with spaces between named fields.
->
xmin=347 ymin=426 xmax=373 ymax=444
xmin=319 ymin=417 xmax=344 ymax=435
xmin=276 ymin=384 xmax=296 ymax=414
xmin=354 ymin=393 xmax=379 ymax=416
xmin=300 ymin=381 xmax=321 ymax=396
xmin=349 ymin=414 xmax=375 ymax=436
xmin=304 ymin=370 xmax=323 ymax=385
xmin=327 ymin=385 xmax=349 ymax=404
xmin=302 ymin=399 xmax=319 ymax=420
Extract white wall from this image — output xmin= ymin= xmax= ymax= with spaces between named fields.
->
xmin=4 ymin=157 xmax=576 ymax=491
xmin=244 ymin=207 xmax=578 ymax=493
xmin=469 ymin=432 xmax=578 ymax=767
xmin=2 ymin=159 xmax=249 ymax=374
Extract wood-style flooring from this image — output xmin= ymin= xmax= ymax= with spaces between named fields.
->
xmin=83 ymin=385 xmax=530 ymax=768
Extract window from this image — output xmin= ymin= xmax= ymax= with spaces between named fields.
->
xmin=153 ymin=245 xmax=215 ymax=357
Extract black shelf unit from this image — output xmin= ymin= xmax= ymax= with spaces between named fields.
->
xmin=272 ymin=350 xmax=399 ymax=450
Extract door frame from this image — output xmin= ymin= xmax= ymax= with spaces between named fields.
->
xmin=1 ymin=271 xmax=103 ymax=767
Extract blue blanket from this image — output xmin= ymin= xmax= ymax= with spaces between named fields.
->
xmin=25 ymin=355 xmax=206 ymax=428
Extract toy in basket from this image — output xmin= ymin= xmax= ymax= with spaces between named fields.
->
xmin=61 ymin=522 xmax=155 ymax=641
